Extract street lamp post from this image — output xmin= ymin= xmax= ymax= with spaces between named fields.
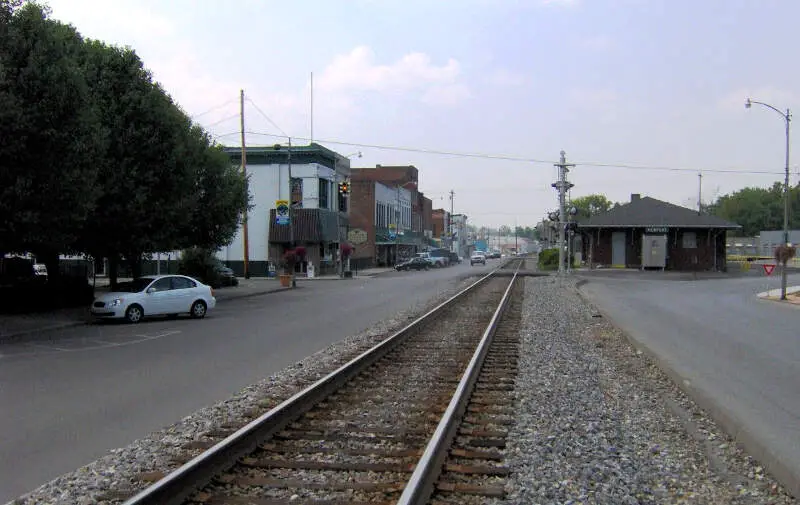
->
xmin=745 ymin=97 xmax=792 ymax=300
xmin=333 ymin=151 xmax=361 ymax=277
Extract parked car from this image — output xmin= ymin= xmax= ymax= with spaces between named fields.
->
xmin=90 ymin=274 xmax=216 ymax=323
xmin=448 ymin=252 xmax=461 ymax=265
xmin=396 ymin=257 xmax=430 ymax=271
xmin=416 ymin=252 xmax=447 ymax=268
xmin=470 ymin=252 xmax=486 ymax=266
xmin=212 ymin=261 xmax=239 ymax=287
xmin=428 ymin=248 xmax=452 ymax=266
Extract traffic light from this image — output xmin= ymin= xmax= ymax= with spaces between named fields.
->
xmin=338 ymin=182 xmax=350 ymax=194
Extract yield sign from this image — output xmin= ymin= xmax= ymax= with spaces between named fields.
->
xmin=763 ymin=264 xmax=776 ymax=276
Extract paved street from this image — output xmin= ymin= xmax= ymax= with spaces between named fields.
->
xmin=579 ymin=272 xmax=800 ymax=493
xmin=0 ymin=261 xmax=496 ymax=503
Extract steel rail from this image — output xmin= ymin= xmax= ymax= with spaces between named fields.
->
xmin=396 ymin=261 xmax=522 ymax=504
xmin=121 ymin=263 xmax=514 ymax=505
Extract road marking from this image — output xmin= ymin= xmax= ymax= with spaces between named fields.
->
xmin=0 ymin=330 xmax=183 ymax=359
xmin=26 ymin=343 xmax=70 ymax=352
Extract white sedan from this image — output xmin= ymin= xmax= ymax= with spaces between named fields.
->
xmin=90 ymin=275 xmax=216 ymax=323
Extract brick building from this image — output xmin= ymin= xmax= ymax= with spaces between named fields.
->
xmin=431 ymin=208 xmax=449 ymax=246
xmin=348 ymin=165 xmax=434 ymax=268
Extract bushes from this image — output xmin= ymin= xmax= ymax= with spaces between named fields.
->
xmin=178 ymin=247 xmax=221 ymax=287
xmin=538 ymin=248 xmax=560 ymax=270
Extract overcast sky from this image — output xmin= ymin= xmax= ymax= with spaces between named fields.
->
xmin=45 ymin=0 xmax=799 ymax=228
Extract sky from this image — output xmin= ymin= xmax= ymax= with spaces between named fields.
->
xmin=43 ymin=0 xmax=800 ymax=228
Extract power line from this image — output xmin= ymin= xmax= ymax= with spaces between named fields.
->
xmin=245 ymin=98 xmax=289 ymax=138
xmin=212 ymin=129 xmax=787 ymax=177
xmin=202 ymin=114 xmax=239 ymax=129
xmin=190 ymin=99 xmax=237 ymax=120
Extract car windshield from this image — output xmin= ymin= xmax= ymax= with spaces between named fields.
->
xmin=114 ymin=278 xmax=154 ymax=293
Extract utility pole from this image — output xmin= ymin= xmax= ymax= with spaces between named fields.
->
xmin=240 ymin=89 xmax=250 ymax=279
xmin=698 ymin=172 xmax=703 ymax=213
xmin=287 ymin=137 xmax=296 ymax=287
xmin=552 ymin=150 xmax=575 ymax=274
xmin=449 ymin=190 xmax=455 ymax=252
xmin=310 ymin=72 xmax=314 ymax=144
xmin=515 ymin=217 xmax=518 ymax=254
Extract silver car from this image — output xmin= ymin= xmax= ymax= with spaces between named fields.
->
xmin=90 ymin=275 xmax=216 ymax=323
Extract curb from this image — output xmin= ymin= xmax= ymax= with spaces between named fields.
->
xmin=574 ymin=278 xmax=800 ymax=499
xmin=0 ymin=320 xmax=89 ymax=345
xmin=215 ymin=287 xmax=290 ymax=302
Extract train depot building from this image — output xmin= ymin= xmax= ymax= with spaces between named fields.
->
xmin=577 ymin=194 xmax=740 ymax=271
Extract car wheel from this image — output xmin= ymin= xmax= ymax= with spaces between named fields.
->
xmin=125 ymin=304 xmax=144 ymax=324
xmin=190 ymin=300 xmax=207 ymax=319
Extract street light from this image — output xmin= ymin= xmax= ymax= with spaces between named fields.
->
xmin=745 ymin=97 xmax=792 ymax=300
xmin=333 ymin=151 xmax=361 ymax=277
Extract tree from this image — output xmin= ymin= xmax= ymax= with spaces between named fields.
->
xmin=708 ymin=182 xmax=800 ymax=237
xmin=498 ymin=225 xmax=511 ymax=236
xmin=570 ymin=194 xmax=614 ymax=220
xmin=514 ymin=226 xmax=538 ymax=240
xmin=180 ymin=128 xmax=250 ymax=250
xmin=75 ymin=40 xmax=198 ymax=285
xmin=0 ymin=3 xmax=101 ymax=268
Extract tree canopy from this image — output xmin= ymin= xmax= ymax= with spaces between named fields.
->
xmin=707 ymin=182 xmax=800 ymax=237
xmin=0 ymin=2 xmax=250 ymax=282
xmin=570 ymin=194 xmax=614 ymax=220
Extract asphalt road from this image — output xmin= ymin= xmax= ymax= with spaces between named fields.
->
xmin=579 ymin=272 xmax=800 ymax=494
xmin=0 ymin=260 xmax=498 ymax=503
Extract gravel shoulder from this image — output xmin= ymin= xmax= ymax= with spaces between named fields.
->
xmin=7 ymin=275 xmax=483 ymax=505
xmin=499 ymin=275 xmax=796 ymax=504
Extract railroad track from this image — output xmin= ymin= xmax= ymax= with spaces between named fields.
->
xmin=121 ymin=260 xmax=525 ymax=505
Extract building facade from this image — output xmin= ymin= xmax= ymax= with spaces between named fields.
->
xmin=577 ymin=194 xmax=740 ymax=271
xmin=220 ymin=144 xmax=351 ymax=277
xmin=349 ymin=165 xmax=431 ymax=267
xmin=450 ymin=214 xmax=472 ymax=258
xmin=431 ymin=209 xmax=449 ymax=246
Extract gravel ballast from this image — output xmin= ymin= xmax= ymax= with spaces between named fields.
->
xmin=500 ymin=276 xmax=797 ymax=504
xmin=8 ymin=274 xmax=482 ymax=505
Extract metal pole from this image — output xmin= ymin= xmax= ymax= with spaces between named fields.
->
xmin=240 ymin=89 xmax=250 ymax=279
xmin=288 ymin=137 xmax=296 ymax=288
xmin=557 ymin=151 xmax=567 ymax=274
xmin=745 ymin=99 xmax=792 ymax=299
xmin=449 ymin=190 xmax=454 ymax=252
xmin=698 ymin=172 xmax=703 ymax=213
xmin=334 ymin=156 xmax=342 ymax=277
xmin=782 ymin=109 xmax=791 ymax=300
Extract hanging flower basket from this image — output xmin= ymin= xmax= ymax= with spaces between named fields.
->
xmin=340 ymin=243 xmax=354 ymax=259
xmin=775 ymin=244 xmax=797 ymax=265
xmin=282 ymin=250 xmax=298 ymax=275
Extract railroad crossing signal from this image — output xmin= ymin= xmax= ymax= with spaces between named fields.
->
xmin=338 ymin=182 xmax=350 ymax=194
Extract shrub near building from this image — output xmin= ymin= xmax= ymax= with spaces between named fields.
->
xmin=538 ymin=248 xmax=560 ymax=270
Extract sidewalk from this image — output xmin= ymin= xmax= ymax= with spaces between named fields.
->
xmin=756 ymin=284 xmax=800 ymax=305
xmin=0 ymin=269 xmax=395 ymax=342
xmin=294 ymin=266 xmax=396 ymax=280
